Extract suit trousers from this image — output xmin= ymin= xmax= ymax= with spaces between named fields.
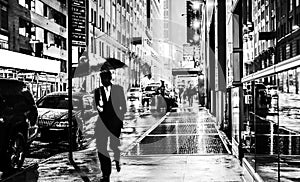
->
xmin=96 ymin=120 xmax=121 ymax=176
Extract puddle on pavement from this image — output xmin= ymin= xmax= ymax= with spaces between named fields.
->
xmin=126 ymin=135 xmax=226 ymax=155
xmin=149 ymin=124 xmax=218 ymax=135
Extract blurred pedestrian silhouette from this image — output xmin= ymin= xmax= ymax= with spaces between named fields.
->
xmin=94 ymin=70 xmax=127 ymax=182
xmin=178 ymin=87 xmax=184 ymax=104
xmin=184 ymin=82 xmax=197 ymax=107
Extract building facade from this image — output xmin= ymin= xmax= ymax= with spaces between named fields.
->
xmin=0 ymin=0 xmax=68 ymax=100
xmin=223 ymin=0 xmax=300 ymax=181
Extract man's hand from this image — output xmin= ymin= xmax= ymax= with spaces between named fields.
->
xmin=97 ymin=106 xmax=103 ymax=112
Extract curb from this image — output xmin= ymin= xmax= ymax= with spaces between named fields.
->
xmin=204 ymin=109 xmax=233 ymax=155
xmin=0 ymin=163 xmax=38 ymax=182
xmin=242 ymin=158 xmax=264 ymax=182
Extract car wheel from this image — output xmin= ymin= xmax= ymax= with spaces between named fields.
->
xmin=7 ymin=132 xmax=26 ymax=170
xmin=72 ymin=128 xmax=83 ymax=151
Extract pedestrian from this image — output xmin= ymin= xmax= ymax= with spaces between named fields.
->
xmin=94 ymin=70 xmax=127 ymax=182
xmin=185 ymin=82 xmax=197 ymax=107
xmin=178 ymin=87 xmax=184 ymax=104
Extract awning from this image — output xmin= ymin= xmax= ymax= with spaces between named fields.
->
xmin=172 ymin=68 xmax=202 ymax=76
xmin=0 ymin=49 xmax=61 ymax=74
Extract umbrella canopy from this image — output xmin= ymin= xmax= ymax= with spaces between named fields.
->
xmin=90 ymin=58 xmax=127 ymax=72
xmin=100 ymin=58 xmax=127 ymax=71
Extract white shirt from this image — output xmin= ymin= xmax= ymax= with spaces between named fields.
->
xmin=104 ymin=85 xmax=111 ymax=101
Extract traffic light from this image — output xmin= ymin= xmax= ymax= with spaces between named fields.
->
xmin=186 ymin=1 xmax=194 ymax=28
xmin=187 ymin=1 xmax=194 ymax=44
xmin=186 ymin=0 xmax=201 ymax=45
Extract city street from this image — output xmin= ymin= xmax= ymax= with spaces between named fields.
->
xmin=1 ymin=104 xmax=245 ymax=182
xmin=23 ymin=110 xmax=162 ymax=168
xmin=3 ymin=0 xmax=300 ymax=181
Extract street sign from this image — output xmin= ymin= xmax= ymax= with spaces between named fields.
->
xmin=72 ymin=0 xmax=86 ymax=46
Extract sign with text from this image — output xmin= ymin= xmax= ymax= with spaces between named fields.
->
xmin=72 ymin=0 xmax=86 ymax=46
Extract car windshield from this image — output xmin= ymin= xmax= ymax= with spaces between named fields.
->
xmin=145 ymin=86 xmax=158 ymax=91
xmin=130 ymin=88 xmax=140 ymax=92
xmin=37 ymin=95 xmax=80 ymax=109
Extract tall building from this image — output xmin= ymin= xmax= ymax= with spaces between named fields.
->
xmin=0 ymin=0 xmax=68 ymax=100
xmin=144 ymin=0 xmax=164 ymax=83
xmin=73 ymin=0 xmax=148 ymax=92
xmin=162 ymin=0 xmax=186 ymax=87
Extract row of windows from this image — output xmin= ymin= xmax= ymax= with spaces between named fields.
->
xmin=19 ymin=0 xmax=66 ymax=28
xmin=90 ymin=37 xmax=128 ymax=62
xmin=91 ymin=5 xmax=144 ymax=33
xmin=278 ymin=39 xmax=300 ymax=62
xmin=19 ymin=18 xmax=66 ymax=50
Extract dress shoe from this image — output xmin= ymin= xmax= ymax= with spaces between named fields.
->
xmin=113 ymin=160 xmax=121 ymax=172
xmin=100 ymin=175 xmax=110 ymax=182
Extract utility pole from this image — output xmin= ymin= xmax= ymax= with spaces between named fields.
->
xmin=67 ymin=0 xmax=73 ymax=161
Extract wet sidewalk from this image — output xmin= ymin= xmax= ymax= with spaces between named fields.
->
xmin=3 ymin=106 xmax=244 ymax=182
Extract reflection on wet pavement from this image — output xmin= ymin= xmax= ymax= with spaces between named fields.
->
xmin=126 ymin=109 xmax=227 ymax=155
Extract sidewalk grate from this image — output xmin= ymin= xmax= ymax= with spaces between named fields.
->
xmin=126 ymin=109 xmax=227 ymax=156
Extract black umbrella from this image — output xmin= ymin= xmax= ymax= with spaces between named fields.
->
xmin=100 ymin=58 xmax=127 ymax=71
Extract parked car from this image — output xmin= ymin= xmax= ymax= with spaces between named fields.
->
xmin=0 ymin=79 xmax=38 ymax=172
xmin=127 ymin=87 xmax=142 ymax=101
xmin=142 ymin=85 xmax=160 ymax=107
xmin=36 ymin=91 xmax=96 ymax=150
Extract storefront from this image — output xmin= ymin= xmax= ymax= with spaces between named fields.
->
xmin=241 ymin=55 xmax=300 ymax=181
xmin=0 ymin=49 xmax=64 ymax=101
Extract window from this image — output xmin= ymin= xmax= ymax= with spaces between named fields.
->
xmin=94 ymin=39 xmax=97 ymax=54
xmin=102 ymin=42 xmax=104 ymax=56
xmin=107 ymin=45 xmax=110 ymax=57
xmin=19 ymin=18 xmax=32 ymax=37
xmin=91 ymin=8 xmax=94 ymax=23
xmin=94 ymin=10 xmax=97 ymax=26
xmin=0 ymin=5 xmax=8 ymax=30
xmin=290 ymin=43 xmax=293 ymax=58
xmin=297 ymin=39 xmax=300 ymax=55
xmin=99 ymin=15 xmax=102 ymax=30
xmin=91 ymin=37 xmax=94 ymax=53
xmin=99 ymin=41 xmax=102 ymax=57
xmin=102 ymin=17 xmax=105 ymax=31
xmin=282 ymin=45 xmax=286 ymax=61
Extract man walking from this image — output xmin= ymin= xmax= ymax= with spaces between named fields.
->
xmin=94 ymin=70 xmax=127 ymax=182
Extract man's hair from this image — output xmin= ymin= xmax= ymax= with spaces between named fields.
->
xmin=100 ymin=70 xmax=112 ymax=79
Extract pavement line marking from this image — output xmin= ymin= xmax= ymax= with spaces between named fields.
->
xmin=123 ymin=153 xmax=232 ymax=157
xmin=159 ymin=122 xmax=218 ymax=125
xmin=146 ymin=133 xmax=220 ymax=137
xmin=123 ymin=125 xmax=153 ymax=128
xmin=122 ymin=112 xmax=170 ymax=155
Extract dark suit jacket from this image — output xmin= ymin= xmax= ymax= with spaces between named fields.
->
xmin=94 ymin=85 xmax=127 ymax=135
